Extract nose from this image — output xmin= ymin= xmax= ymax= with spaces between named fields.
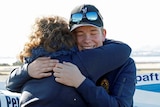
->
xmin=83 ymin=35 xmax=91 ymax=43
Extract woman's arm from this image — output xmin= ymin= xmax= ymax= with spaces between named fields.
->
xmin=5 ymin=57 xmax=57 ymax=92
xmin=5 ymin=64 xmax=31 ymax=93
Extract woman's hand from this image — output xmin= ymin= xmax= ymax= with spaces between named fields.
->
xmin=28 ymin=57 xmax=59 ymax=79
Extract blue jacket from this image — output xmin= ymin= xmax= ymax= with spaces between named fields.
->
xmin=6 ymin=39 xmax=136 ymax=107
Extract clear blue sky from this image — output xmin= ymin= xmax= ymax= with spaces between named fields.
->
xmin=0 ymin=0 xmax=160 ymax=58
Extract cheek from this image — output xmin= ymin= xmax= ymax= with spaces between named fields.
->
xmin=100 ymin=35 xmax=106 ymax=42
xmin=76 ymin=37 xmax=83 ymax=46
xmin=76 ymin=36 xmax=84 ymax=42
xmin=94 ymin=36 xmax=103 ymax=42
xmin=94 ymin=37 xmax=104 ymax=46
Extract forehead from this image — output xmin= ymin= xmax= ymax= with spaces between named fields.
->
xmin=74 ymin=26 xmax=100 ymax=32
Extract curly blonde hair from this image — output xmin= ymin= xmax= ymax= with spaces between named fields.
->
xmin=19 ymin=16 xmax=75 ymax=62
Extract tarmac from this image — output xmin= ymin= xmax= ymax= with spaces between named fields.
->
xmin=0 ymin=66 xmax=16 ymax=82
xmin=0 ymin=66 xmax=12 ymax=90
xmin=0 ymin=72 xmax=9 ymax=82
xmin=0 ymin=73 xmax=9 ymax=90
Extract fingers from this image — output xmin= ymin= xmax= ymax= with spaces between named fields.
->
xmin=53 ymin=62 xmax=85 ymax=87
xmin=54 ymin=62 xmax=73 ymax=70
xmin=53 ymin=62 xmax=75 ymax=73
xmin=53 ymin=72 xmax=61 ymax=78
xmin=28 ymin=57 xmax=59 ymax=79
xmin=53 ymin=64 xmax=64 ymax=82
xmin=54 ymin=62 xmax=64 ymax=68
xmin=53 ymin=72 xmax=66 ymax=85
xmin=62 ymin=61 xmax=73 ymax=66
xmin=36 ymin=57 xmax=59 ymax=71
xmin=55 ymin=77 xmax=63 ymax=84
xmin=39 ymin=72 xmax=53 ymax=78
xmin=53 ymin=69 xmax=63 ymax=84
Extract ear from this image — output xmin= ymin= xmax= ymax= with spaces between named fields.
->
xmin=102 ymin=28 xmax=107 ymax=41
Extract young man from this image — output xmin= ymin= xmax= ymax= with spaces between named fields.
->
xmin=6 ymin=4 xmax=136 ymax=107
xmin=52 ymin=4 xmax=136 ymax=107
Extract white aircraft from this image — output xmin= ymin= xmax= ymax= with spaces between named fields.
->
xmin=133 ymin=70 xmax=160 ymax=107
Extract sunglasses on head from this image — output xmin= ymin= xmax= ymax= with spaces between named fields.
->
xmin=71 ymin=12 xmax=101 ymax=23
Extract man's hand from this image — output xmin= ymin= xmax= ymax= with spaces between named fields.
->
xmin=53 ymin=62 xmax=86 ymax=88
xmin=28 ymin=57 xmax=59 ymax=79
